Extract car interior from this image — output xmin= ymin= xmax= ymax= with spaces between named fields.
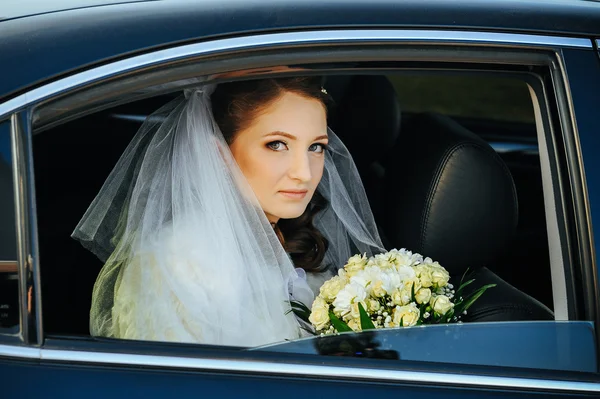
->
xmin=30 ymin=72 xmax=555 ymax=337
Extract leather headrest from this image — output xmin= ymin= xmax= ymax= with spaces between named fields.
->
xmin=383 ymin=113 xmax=518 ymax=276
xmin=329 ymin=75 xmax=401 ymax=167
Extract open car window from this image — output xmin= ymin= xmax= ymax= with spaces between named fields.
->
xmin=28 ymin=66 xmax=594 ymax=375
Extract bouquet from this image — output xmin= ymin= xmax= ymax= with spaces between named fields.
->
xmin=303 ymin=249 xmax=494 ymax=335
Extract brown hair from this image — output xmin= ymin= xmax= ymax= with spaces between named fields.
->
xmin=211 ymin=77 xmax=330 ymax=272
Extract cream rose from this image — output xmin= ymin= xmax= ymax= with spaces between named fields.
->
xmin=309 ymin=305 xmax=330 ymax=331
xmin=415 ymin=288 xmax=432 ymax=304
xmin=368 ymin=299 xmax=381 ymax=312
xmin=347 ymin=318 xmax=362 ymax=332
xmin=431 ymin=266 xmax=450 ymax=288
xmin=390 ymin=289 xmax=403 ymax=306
xmin=348 ymin=300 xmax=369 ymax=320
xmin=344 ymin=254 xmax=368 ymax=277
xmin=432 ymin=295 xmax=454 ymax=315
xmin=400 ymin=280 xmax=420 ymax=304
xmin=393 ymin=303 xmax=420 ymax=327
xmin=312 ymin=295 xmax=328 ymax=309
xmin=371 ymin=280 xmax=387 ymax=297
xmin=319 ymin=275 xmax=347 ymax=301
xmin=414 ymin=265 xmax=433 ymax=288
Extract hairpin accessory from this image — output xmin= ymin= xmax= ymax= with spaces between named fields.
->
xmin=321 ymin=87 xmax=328 ymax=95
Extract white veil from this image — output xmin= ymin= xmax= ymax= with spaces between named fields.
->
xmin=72 ymin=82 xmax=384 ymax=347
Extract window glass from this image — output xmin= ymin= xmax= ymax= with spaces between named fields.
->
xmin=388 ymin=74 xmax=535 ymax=124
xmin=32 ymin=72 xmax=589 ymax=375
xmin=0 ymin=119 xmax=18 ymax=331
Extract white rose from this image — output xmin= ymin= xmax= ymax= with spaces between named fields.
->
xmin=415 ymin=288 xmax=432 ymax=304
xmin=393 ymin=303 xmax=420 ymax=327
xmin=309 ymin=306 xmax=330 ymax=331
xmin=388 ymin=248 xmax=423 ymax=267
xmin=319 ymin=275 xmax=348 ymax=301
xmin=383 ymin=269 xmax=411 ymax=293
xmin=432 ymin=295 xmax=454 ymax=315
xmin=332 ymin=282 xmax=367 ymax=318
xmin=351 ymin=265 xmax=385 ymax=293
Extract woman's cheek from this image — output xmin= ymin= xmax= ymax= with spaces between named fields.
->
xmin=311 ymin=157 xmax=325 ymax=185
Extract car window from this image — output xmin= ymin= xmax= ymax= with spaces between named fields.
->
xmin=0 ymin=119 xmax=18 ymax=332
xmin=30 ymin=68 xmax=591 ymax=377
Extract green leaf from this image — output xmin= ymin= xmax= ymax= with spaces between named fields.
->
xmin=454 ymin=279 xmax=475 ymax=299
xmin=358 ymin=302 xmax=376 ymax=330
xmin=329 ymin=312 xmax=353 ymax=333
xmin=457 ymin=284 xmax=496 ymax=314
xmin=411 ymin=282 xmax=416 ymax=303
xmin=459 ymin=267 xmax=471 ymax=287
xmin=288 ymin=300 xmax=312 ymax=323
xmin=290 ymin=300 xmax=311 ymax=314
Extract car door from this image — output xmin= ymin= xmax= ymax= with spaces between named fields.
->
xmin=1 ymin=26 xmax=600 ymax=398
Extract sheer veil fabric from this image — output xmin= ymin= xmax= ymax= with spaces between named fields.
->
xmin=72 ymin=84 xmax=384 ymax=346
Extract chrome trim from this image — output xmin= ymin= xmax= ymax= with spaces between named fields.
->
xmin=0 ymin=344 xmax=598 ymax=393
xmin=0 ymin=29 xmax=592 ymax=119
xmin=9 ymin=113 xmax=42 ymax=345
xmin=0 ymin=344 xmax=39 ymax=359
xmin=10 ymin=113 xmax=27 ymax=343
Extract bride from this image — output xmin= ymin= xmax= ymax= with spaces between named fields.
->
xmin=72 ymin=76 xmax=384 ymax=347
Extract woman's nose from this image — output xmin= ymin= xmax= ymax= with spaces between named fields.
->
xmin=289 ymin=152 xmax=312 ymax=182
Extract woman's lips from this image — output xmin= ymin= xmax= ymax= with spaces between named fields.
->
xmin=278 ymin=190 xmax=308 ymax=199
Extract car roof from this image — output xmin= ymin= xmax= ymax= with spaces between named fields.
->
xmin=0 ymin=0 xmax=154 ymax=22
xmin=1 ymin=0 xmax=599 ymax=102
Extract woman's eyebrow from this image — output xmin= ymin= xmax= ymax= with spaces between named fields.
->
xmin=264 ymin=131 xmax=296 ymax=140
xmin=264 ymin=132 xmax=329 ymax=141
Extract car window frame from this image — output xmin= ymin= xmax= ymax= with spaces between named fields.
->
xmin=0 ymin=28 xmax=598 ymax=394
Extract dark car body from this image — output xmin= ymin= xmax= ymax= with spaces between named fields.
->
xmin=1 ymin=0 xmax=600 ymax=397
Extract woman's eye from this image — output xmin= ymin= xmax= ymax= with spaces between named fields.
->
xmin=309 ymin=143 xmax=327 ymax=153
xmin=266 ymin=141 xmax=287 ymax=151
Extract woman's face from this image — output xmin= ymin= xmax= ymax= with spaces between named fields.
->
xmin=229 ymin=91 xmax=328 ymax=224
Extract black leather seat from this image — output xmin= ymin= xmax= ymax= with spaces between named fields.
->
xmin=384 ymin=112 xmax=553 ymax=321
